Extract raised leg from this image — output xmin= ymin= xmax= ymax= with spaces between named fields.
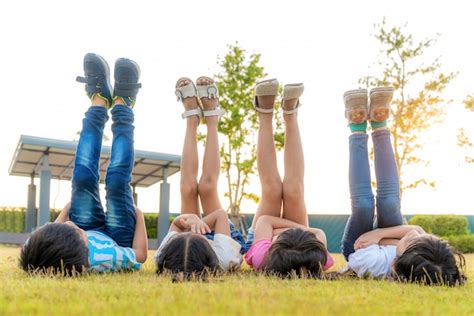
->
xmin=104 ymin=103 xmax=136 ymax=247
xmin=341 ymin=133 xmax=375 ymax=260
xmin=69 ymin=97 xmax=108 ymax=231
xmin=178 ymin=79 xmax=200 ymax=216
xmin=281 ymin=98 xmax=308 ymax=226
xmin=251 ymin=95 xmax=283 ymax=229
xmin=197 ymin=78 xmax=224 ymax=215
xmin=372 ymin=128 xmax=403 ymax=227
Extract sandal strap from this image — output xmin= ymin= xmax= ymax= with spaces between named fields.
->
xmin=202 ymin=108 xmax=225 ymax=117
xmin=114 ymin=82 xmax=142 ymax=97
xmin=175 ymin=82 xmax=198 ymax=101
xmin=197 ymin=84 xmax=219 ymax=99
xmin=282 ymin=101 xmax=302 ymax=115
xmin=253 ymin=97 xmax=274 ymax=114
xmin=181 ymin=108 xmax=203 ymax=120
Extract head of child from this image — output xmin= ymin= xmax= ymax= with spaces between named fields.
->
xmin=19 ymin=222 xmax=89 ymax=276
xmin=264 ymin=228 xmax=327 ymax=278
xmin=393 ymin=230 xmax=466 ymax=286
xmin=156 ymin=232 xmax=219 ymax=282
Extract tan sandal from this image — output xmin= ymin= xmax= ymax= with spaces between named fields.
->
xmin=175 ymin=77 xmax=203 ymax=120
xmin=254 ymin=78 xmax=279 ymax=113
xmin=196 ymin=76 xmax=225 ymax=118
xmin=369 ymin=87 xmax=393 ymax=122
xmin=282 ymin=83 xmax=304 ymax=114
xmin=343 ymin=88 xmax=368 ymax=124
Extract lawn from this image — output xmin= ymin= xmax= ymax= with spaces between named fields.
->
xmin=0 ymin=245 xmax=473 ymax=315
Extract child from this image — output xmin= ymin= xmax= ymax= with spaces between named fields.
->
xmin=244 ymin=79 xmax=334 ymax=278
xmin=154 ymin=77 xmax=245 ymax=281
xmin=20 ymin=53 xmax=148 ymax=274
xmin=340 ymin=87 xmax=466 ymax=286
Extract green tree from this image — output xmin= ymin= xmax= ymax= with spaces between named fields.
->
xmin=359 ymin=19 xmax=457 ymax=196
xmin=199 ymin=44 xmax=284 ymax=230
xmin=457 ymin=95 xmax=474 ymax=163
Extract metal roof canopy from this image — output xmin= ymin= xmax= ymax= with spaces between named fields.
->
xmin=9 ymin=135 xmax=181 ymax=243
xmin=9 ymin=135 xmax=181 ymax=188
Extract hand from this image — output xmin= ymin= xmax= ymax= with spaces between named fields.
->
xmin=180 ymin=215 xmax=211 ymax=235
xmin=354 ymin=231 xmax=382 ymax=250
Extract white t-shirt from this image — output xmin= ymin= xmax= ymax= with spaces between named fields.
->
xmin=343 ymin=244 xmax=397 ymax=278
xmin=154 ymin=231 xmax=242 ymax=271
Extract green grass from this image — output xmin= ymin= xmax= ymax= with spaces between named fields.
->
xmin=0 ymin=246 xmax=473 ymax=315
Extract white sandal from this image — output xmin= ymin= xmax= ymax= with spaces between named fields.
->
xmin=254 ymin=78 xmax=279 ymax=114
xmin=282 ymin=83 xmax=304 ymax=114
xmin=175 ymin=77 xmax=203 ymax=120
xmin=196 ymin=76 xmax=225 ymax=118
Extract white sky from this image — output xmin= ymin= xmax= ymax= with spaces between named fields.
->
xmin=1 ymin=0 xmax=473 ymax=215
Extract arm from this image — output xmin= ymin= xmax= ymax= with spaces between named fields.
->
xmin=55 ymin=202 xmax=71 ymax=223
xmin=354 ymin=225 xmax=425 ymax=250
xmin=132 ymin=208 xmax=148 ymax=263
xmin=169 ymin=214 xmax=211 ymax=234
xmin=254 ymin=215 xmax=307 ymax=241
xmin=202 ymin=209 xmax=231 ymax=235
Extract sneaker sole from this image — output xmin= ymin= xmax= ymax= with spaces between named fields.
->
xmin=84 ymin=53 xmax=113 ymax=102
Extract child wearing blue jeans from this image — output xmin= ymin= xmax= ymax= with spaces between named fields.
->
xmin=340 ymin=87 xmax=465 ymax=285
xmin=20 ymin=53 xmax=148 ymax=274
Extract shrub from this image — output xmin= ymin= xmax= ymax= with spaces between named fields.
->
xmin=444 ymin=235 xmax=474 ymax=253
xmin=409 ymin=215 xmax=468 ymax=236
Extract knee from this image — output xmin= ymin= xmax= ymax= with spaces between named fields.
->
xmin=282 ymin=180 xmax=304 ymax=202
xmin=261 ymin=180 xmax=283 ymax=202
xmin=198 ymin=177 xmax=217 ymax=197
xmin=73 ymin=166 xmax=97 ymax=188
xmin=181 ymin=180 xmax=198 ymax=200
xmin=105 ymin=172 xmax=130 ymax=191
xmin=351 ymin=197 xmax=375 ymax=215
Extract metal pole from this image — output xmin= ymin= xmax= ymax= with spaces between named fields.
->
xmin=25 ymin=175 xmax=37 ymax=232
xmin=132 ymin=184 xmax=138 ymax=206
xmin=157 ymin=167 xmax=170 ymax=244
xmin=38 ymin=155 xmax=51 ymax=226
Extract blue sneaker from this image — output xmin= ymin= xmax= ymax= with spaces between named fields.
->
xmin=76 ymin=53 xmax=113 ymax=108
xmin=113 ymin=58 xmax=142 ymax=108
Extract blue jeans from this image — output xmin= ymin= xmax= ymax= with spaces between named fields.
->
xmin=69 ymin=105 xmax=136 ymax=248
xmin=205 ymin=221 xmax=250 ymax=254
xmin=341 ymin=130 xmax=403 ymax=260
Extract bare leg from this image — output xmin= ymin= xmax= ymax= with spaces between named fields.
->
xmin=251 ymin=95 xmax=283 ymax=229
xmin=197 ymin=77 xmax=223 ymax=215
xmin=177 ymin=79 xmax=200 ymax=215
xmin=282 ymin=98 xmax=308 ymax=226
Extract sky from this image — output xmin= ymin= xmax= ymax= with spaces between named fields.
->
xmin=0 ymin=0 xmax=473 ymax=215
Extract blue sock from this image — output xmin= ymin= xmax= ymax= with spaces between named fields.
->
xmin=349 ymin=121 xmax=367 ymax=133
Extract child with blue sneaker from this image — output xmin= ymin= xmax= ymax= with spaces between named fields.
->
xmin=20 ymin=53 xmax=148 ymax=274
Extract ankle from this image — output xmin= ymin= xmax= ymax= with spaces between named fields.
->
xmin=370 ymin=120 xmax=387 ymax=130
xmin=113 ymin=96 xmax=126 ymax=107
xmin=91 ymin=94 xmax=107 ymax=107
xmin=349 ymin=121 xmax=367 ymax=133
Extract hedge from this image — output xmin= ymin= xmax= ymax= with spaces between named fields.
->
xmin=408 ymin=215 xmax=468 ymax=236
xmin=0 ymin=207 xmax=174 ymax=238
xmin=444 ymin=235 xmax=474 ymax=253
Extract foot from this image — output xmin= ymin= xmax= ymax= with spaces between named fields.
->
xmin=343 ymin=89 xmax=368 ymax=124
xmin=176 ymin=78 xmax=200 ymax=124
xmin=369 ymin=87 xmax=393 ymax=122
xmin=76 ymin=53 xmax=113 ymax=108
xmin=282 ymin=98 xmax=298 ymax=113
xmin=113 ymin=58 xmax=142 ymax=108
xmin=196 ymin=77 xmax=219 ymax=123
xmin=256 ymin=95 xmax=276 ymax=111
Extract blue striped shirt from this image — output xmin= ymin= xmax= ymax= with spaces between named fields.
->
xmin=86 ymin=231 xmax=141 ymax=272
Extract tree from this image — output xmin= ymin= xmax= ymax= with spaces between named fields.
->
xmin=199 ymin=44 xmax=284 ymax=230
xmin=359 ymin=19 xmax=457 ymax=196
xmin=457 ymin=95 xmax=474 ymax=163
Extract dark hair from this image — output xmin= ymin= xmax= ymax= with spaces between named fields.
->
xmin=19 ymin=223 xmax=89 ymax=276
xmin=264 ymin=228 xmax=327 ymax=278
xmin=155 ymin=232 xmax=219 ymax=282
xmin=393 ymin=236 xmax=466 ymax=286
